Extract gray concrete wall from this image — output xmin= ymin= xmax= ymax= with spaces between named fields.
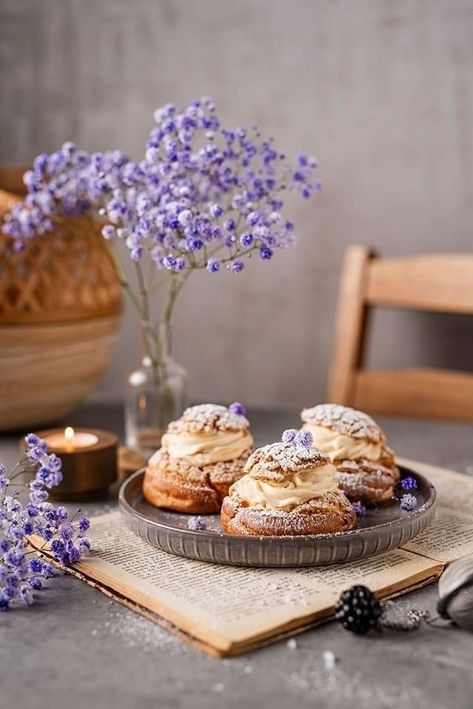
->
xmin=1 ymin=0 xmax=472 ymax=409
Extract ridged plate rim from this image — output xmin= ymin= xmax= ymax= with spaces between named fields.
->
xmin=118 ymin=465 xmax=436 ymax=567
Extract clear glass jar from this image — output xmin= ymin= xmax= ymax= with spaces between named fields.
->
xmin=125 ymin=355 xmax=188 ymax=457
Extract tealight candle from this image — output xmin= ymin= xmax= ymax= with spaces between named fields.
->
xmin=44 ymin=427 xmax=99 ymax=452
xmin=35 ymin=427 xmax=118 ymax=500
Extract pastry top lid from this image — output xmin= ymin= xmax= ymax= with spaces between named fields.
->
xmin=301 ymin=403 xmax=385 ymax=444
xmin=167 ymin=403 xmax=250 ymax=435
xmin=243 ymin=441 xmax=330 ymax=483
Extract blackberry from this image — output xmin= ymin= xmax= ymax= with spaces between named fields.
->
xmin=335 ymin=585 xmax=382 ymax=634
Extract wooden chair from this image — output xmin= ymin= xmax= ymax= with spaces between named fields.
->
xmin=328 ymin=245 xmax=473 ymax=421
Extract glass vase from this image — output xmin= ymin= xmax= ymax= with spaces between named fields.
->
xmin=125 ymin=355 xmax=188 ymax=457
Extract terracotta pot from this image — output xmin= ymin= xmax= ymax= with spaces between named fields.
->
xmin=0 ymin=165 xmax=122 ymax=430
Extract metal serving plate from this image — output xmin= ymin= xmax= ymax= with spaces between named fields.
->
xmin=119 ymin=465 xmax=436 ymax=567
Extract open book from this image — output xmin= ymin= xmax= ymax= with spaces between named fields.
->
xmin=34 ymin=458 xmax=473 ymax=656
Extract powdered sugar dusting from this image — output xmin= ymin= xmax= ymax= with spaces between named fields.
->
xmin=168 ymin=403 xmax=250 ymax=433
xmin=301 ymin=404 xmax=384 ymax=443
xmin=244 ymin=441 xmax=329 ymax=480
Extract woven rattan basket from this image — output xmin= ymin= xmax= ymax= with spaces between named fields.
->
xmin=0 ymin=165 xmax=122 ymax=430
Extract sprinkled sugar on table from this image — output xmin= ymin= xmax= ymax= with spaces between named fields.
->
xmin=1 ymin=403 xmax=472 ymax=709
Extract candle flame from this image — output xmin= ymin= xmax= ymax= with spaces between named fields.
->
xmin=65 ymin=426 xmax=75 ymax=442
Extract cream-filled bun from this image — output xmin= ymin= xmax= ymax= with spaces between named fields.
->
xmin=221 ymin=430 xmax=356 ymax=535
xmin=301 ymin=404 xmax=399 ymax=504
xmin=143 ymin=403 xmax=253 ymax=514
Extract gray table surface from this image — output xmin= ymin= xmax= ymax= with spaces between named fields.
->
xmin=1 ymin=404 xmax=472 ymax=709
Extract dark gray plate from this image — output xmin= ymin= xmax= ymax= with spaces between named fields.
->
xmin=119 ymin=466 xmax=436 ymax=567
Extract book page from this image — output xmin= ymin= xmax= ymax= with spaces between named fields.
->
xmin=68 ymin=512 xmax=442 ymax=653
xmin=399 ymin=457 xmax=473 ymax=562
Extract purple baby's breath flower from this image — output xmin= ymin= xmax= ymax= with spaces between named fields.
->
xmin=209 ymin=203 xmax=223 ymax=218
xmin=55 ymin=506 xmax=68 ymax=522
xmin=60 ymin=523 xmax=74 ymax=541
xmin=187 ymin=516 xmax=207 ymax=531
xmin=295 ymin=429 xmax=313 ymax=449
xmin=187 ymin=237 xmax=203 ymax=251
xmin=130 ymin=246 xmax=144 ymax=262
xmin=207 ymin=258 xmax=220 ymax=273
xmin=28 ymin=558 xmax=43 ymax=574
xmin=102 ymin=225 xmax=115 ymax=240
xmin=281 ymin=429 xmax=298 ymax=444
xmin=3 ymin=98 xmax=320 ymax=279
xmin=231 ymin=260 xmax=244 ymax=273
xmin=351 ymin=501 xmax=366 ymax=517
xmin=229 ymin=402 xmax=246 ymax=416
xmin=240 ymin=232 xmax=254 ymax=248
xmin=400 ymin=493 xmax=417 ymax=512
xmin=247 ymin=211 xmax=260 ymax=226
xmin=224 ymin=218 xmax=236 ymax=232
xmin=178 ymin=209 xmax=193 ymax=227
xmin=25 ymin=433 xmax=41 ymax=447
xmin=78 ymin=516 xmax=90 ymax=533
xmin=162 ymin=255 xmax=177 ymax=270
xmin=259 ymin=246 xmax=273 ymax=261
xmin=400 ymin=476 xmax=417 ymax=491
xmin=0 ymin=432 xmax=90 ymax=611
xmin=28 ymin=576 xmax=43 ymax=591
xmin=78 ymin=538 xmax=91 ymax=554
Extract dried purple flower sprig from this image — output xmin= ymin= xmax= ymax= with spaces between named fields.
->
xmin=2 ymin=98 xmax=320 ymax=429
xmin=400 ymin=493 xmax=417 ymax=512
xmin=0 ymin=434 xmax=90 ymax=611
xmin=3 ymin=98 xmax=320 ymax=274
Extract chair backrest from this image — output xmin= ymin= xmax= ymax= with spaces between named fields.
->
xmin=328 ymin=245 xmax=473 ymax=421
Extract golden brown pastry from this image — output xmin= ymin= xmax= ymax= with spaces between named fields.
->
xmin=221 ymin=434 xmax=356 ymax=536
xmin=143 ymin=403 xmax=253 ymax=514
xmin=301 ymin=404 xmax=399 ymax=504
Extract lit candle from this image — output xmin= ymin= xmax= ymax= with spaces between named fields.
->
xmin=34 ymin=427 xmax=118 ymax=500
xmin=43 ymin=426 xmax=99 ymax=452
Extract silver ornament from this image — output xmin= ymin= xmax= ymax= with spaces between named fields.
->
xmin=437 ymin=554 xmax=473 ymax=631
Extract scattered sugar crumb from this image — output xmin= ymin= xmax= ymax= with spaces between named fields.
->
xmin=323 ymin=650 xmax=337 ymax=670
xmin=244 ymin=665 xmax=253 ymax=674
xmin=213 ymin=683 xmax=225 ymax=693
xmin=287 ymin=638 xmax=298 ymax=650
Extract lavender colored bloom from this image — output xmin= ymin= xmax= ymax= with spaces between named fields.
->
xmin=3 ymin=97 xmax=320 ymax=280
xmin=281 ymin=429 xmax=298 ymax=444
xmin=102 ymin=225 xmax=115 ymax=240
xmin=224 ymin=218 xmax=236 ymax=232
xmin=207 ymin=258 xmax=220 ymax=273
xmin=162 ymin=255 xmax=177 ymax=270
xmin=259 ymin=246 xmax=273 ymax=260
xmin=187 ymin=516 xmax=207 ymax=531
xmin=351 ymin=501 xmax=366 ymax=517
xmin=229 ymin=402 xmax=246 ymax=416
xmin=400 ymin=494 xmax=417 ymax=512
xmin=295 ymin=429 xmax=313 ymax=449
xmin=240 ymin=232 xmax=254 ymax=248
xmin=231 ymin=260 xmax=244 ymax=273
xmin=0 ymin=433 xmax=90 ymax=611
xmin=400 ymin=476 xmax=417 ymax=491
xmin=78 ymin=516 xmax=90 ymax=533
xmin=209 ymin=203 xmax=223 ymax=218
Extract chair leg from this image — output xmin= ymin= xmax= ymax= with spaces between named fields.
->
xmin=327 ymin=245 xmax=373 ymax=404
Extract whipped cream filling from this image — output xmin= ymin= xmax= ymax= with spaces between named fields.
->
xmin=303 ymin=424 xmax=382 ymax=462
xmin=230 ymin=464 xmax=338 ymax=511
xmin=161 ymin=429 xmax=253 ymax=466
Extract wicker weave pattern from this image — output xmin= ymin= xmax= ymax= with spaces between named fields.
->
xmin=0 ymin=166 xmax=122 ymax=324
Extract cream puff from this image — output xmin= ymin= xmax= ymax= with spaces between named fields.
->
xmin=221 ymin=431 xmax=356 ymax=536
xmin=301 ymin=404 xmax=399 ymax=504
xmin=143 ymin=403 xmax=253 ymax=514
